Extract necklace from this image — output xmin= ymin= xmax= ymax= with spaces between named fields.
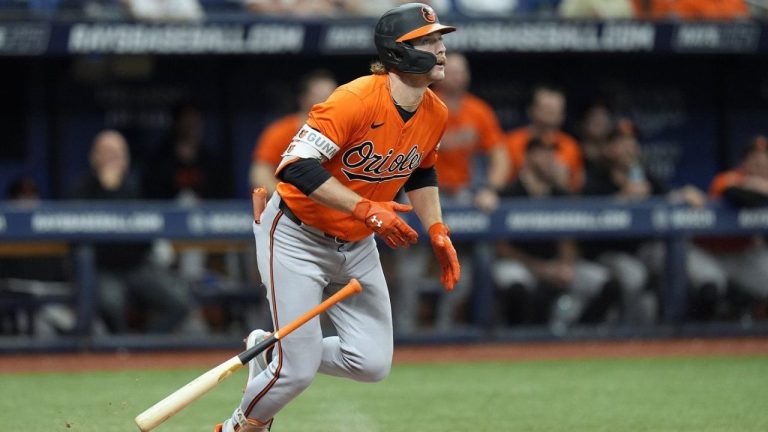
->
xmin=388 ymin=75 xmax=424 ymax=109
xmin=393 ymin=97 xmax=422 ymax=110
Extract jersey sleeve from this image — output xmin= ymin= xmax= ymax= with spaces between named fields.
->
xmin=306 ymin=89 xmax=365 ymax=154
xmin=709 ymin=171 xmax=739 ymax=198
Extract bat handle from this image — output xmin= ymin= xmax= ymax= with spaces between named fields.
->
xmin=252 ymin=187 xmax=267 ymax=224
xmin=134 ymin=279 xmax=363 ymax=431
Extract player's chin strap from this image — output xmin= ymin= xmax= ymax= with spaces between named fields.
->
xmin=228 ymin=408 xmax=273 ymax=432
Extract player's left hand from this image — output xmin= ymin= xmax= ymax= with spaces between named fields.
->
xmin=352 ymin=198 xmax=419 ymax=248
xmin=428 ymin=222 xmax=460 ymax=292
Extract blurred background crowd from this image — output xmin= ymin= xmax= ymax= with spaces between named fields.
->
xmin=1 ymin=0 xmax=768 ymax=343
xmin=0 ymin=0 xmax=767 ymax=20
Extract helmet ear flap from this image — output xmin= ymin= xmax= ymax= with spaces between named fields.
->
xmin=397 ymin=43 xmax=437 ymax=74
xmin=385 ymin=47 xmax=404 ymax=63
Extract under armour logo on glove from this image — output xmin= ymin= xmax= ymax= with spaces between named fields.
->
xmin=352 ymin=198 xmax=418 ymax=249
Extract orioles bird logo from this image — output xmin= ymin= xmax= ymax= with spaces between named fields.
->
xmin=370 ymin=215 xmax=383 ymax=228
xmin=422 ymin=6 xmax=436 ymax=23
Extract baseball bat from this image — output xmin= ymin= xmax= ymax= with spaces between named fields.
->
xmin=134 ymin=278 xmax=363 ymax=431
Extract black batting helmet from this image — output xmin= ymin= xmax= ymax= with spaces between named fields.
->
xmin=374 ymin=3 xmax=456 ymax=74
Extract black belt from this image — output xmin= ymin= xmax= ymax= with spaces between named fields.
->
xmin=278 ymin=198 xmax=349 ymax=244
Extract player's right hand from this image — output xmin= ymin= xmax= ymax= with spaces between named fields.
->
xmin=352 ymin=198 xmax=418 ymax=248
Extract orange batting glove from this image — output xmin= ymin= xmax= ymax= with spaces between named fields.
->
xmin=428 ymin=222 xmax=460 ymax=292
xmin=352 ymin=198 xmax=418 ymax=249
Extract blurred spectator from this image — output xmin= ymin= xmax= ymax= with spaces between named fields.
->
xmin=70 ymin=130 xmax=192 ymax=333
xmin=336 ymin=0 xmax=423 ymax=16
xmin=144 ymin=102 xmax=230 ymax=202
xmin=243 ymin=0 xmax=346 ymax=16
xmin=450 ymin=0 xmax=560 ymax=17
xmin=503 ymin=85 xmax=584 ymax=193
xmin=4 ymin=175 xmax=42 ymax=208
xmin=633 ymin=0 xmax=750 ymax=20
xmin=695 ymin=135 xmax=768 ymax=309
xmin=493 ymin=137 xmax=617 ymax=333
xmin=450 ymin=0 xmax=519 ymax=16
xmin=559 ymin=0 xmax=636 ymax=18
xmin=582 ymin=120 xmax=726 ymax=322
xmin=250 ymin=70 xmax=337 ymax=195
xmin=580 ymin=121 xmax=663 ymax=324
xmin=1 ymin=177 xmax=66 ymax=282
xmin=242 ymin=1 xmax=449 ymax=17
xmin=144 ymin=102 xmax=231 ymax=292
xmin=582 ymin=119 xmax=678 ymax=201
xmin=431 ymin=52 xmax=509 ymax=210
xmin=0 ymin=176 xmax=74 ymax=335
xmin=578 ymin=101 xmax=614 ymax=172
xmin=393 ymin=53 xmax=506 ymax=332
xmin=122 ymin=0 xmax=204 ymax=22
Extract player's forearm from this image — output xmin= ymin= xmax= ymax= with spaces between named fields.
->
xmin=308 ymin=176 xmax=364 ymax=213
xmin=487 ymin=145 xmax=510 ymax=190
xmin=406 ymin=186 xmax=442 ymax=228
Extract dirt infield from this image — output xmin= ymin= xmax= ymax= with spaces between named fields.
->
xmin=1 ymin=337 xmax=767 ymax=373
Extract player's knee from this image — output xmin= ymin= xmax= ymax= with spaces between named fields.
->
xmin=344 ymin=348 xmax=391 ymax=382
xmin=364 ymin=356 xmax=391 ymax=382
xmin=280 ymin=353 xmax=322 ymax=391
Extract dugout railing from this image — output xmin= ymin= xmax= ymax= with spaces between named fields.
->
xmin=1 ymin=197 xmax=768 ymax=352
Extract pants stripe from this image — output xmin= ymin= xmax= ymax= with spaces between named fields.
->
xmin=244 ymin=211 xmax=285 ymax=418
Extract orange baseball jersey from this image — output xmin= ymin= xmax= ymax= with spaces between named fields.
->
xmin=709 ymin=169 xmax=743 ymax=198
xmin=434 ymin=93 xmax=503 ymax=193
xmin=503 ymin=126 xmax=584 ymax=191
xmin=633 ymin=0 xmax=748 ymax=19
xmin=252 ymin=113 xmax=302 ymax=167
xmin=276 ymin=74 xmax=448 ymax=241
xmin=695 ymin=168 xmax=754 ymax=252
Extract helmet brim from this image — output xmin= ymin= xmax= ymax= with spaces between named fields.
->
xmin=395 ymin=24 xmax=456 ymax=43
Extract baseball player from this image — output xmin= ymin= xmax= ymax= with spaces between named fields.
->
xmin=215 ymin=3 xmax=460 ymax=431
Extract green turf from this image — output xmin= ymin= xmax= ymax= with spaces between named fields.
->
xmin=1 ymin=356 xmax=767 ymax=432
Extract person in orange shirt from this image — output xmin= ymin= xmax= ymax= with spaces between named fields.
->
xmin=502 ymin=85 xmax=584 ymax=192
xmin=431 ymin=52 xmax=508 ymax=206
xmin=215 ymin=4 xmax=460 ymax=431
xmin=249 ymin=70 xmax=337 ymax=195
xmin=694 ymin=135 xmax=768 ymax=310
xmin=710 ymin=136 xmax=768 ymax=201
xmin=393 ymin=52 xmax=507 ymax=332
xmin=633 ymin=0 xmax=749 ymax=20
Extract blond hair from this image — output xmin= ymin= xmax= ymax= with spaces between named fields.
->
xmin=370 ymin=61 xmax=387 ymax=75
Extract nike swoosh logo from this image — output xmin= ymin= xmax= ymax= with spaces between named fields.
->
xmin=370 ymin=122 xmax=384 ymax=129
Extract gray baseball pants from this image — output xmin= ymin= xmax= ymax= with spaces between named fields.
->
xmin=239 ymin=194 xmax=393 ymax=423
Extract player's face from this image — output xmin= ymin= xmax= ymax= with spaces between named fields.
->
xmin=531 ymin=90 xmax=566 ymax=131
xmin=744 ymin=151 xmax=768 ymax=178
xmin=584 ymin=106 xmax=611 ymax=140
xmin=410 ymin=32 xmax=447 ymax=81
xmin=300 ymin=78 xmax=337 ymax=113
xmin=91 ymin=133 xmax=129 ymax=173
